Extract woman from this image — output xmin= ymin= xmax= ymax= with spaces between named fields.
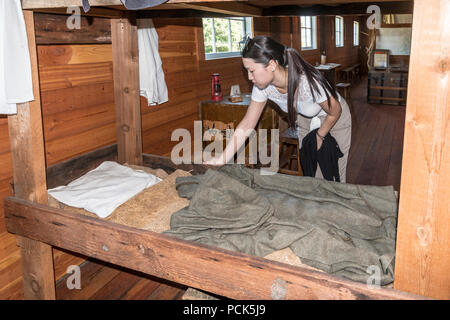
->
xmin=204 ymin=36 xmax=352 ymax=182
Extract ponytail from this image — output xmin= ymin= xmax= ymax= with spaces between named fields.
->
xmin=285 ymin=47 xmax=338 ymax=129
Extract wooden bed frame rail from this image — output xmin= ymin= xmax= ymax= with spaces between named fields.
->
xmin=5 ymin=145 xmax=426 ymax=300
xmin=3 ymin=196 xmax=426 ymax=300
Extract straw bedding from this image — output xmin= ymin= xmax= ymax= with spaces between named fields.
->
xmin=47 ymin=164 xmax=393 ymax=299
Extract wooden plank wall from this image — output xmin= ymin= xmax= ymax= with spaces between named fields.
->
xmin=320 ymin=15 xmax=361 ymax=69
xmin=0 ymin=12 xmax=362 ymax=299
xmin=142 ymin=17 xmax=254 ymax=156
xmin=265 ymin=16 xmax=362 ymax=69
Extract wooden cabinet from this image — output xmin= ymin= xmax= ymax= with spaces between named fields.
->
xmin=199 ymin=94 xmax=277 ymax=164
xmin=367 ymin=70 xmax=408 ymax=106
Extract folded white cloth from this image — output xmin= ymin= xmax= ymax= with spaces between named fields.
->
xmin=137 ymin=18 xmax=168 ymax=106
xmin=309 ymin=116 xmax=322 ymax=131
xmin=48 ymin=161 xmax=162 ymax=218
xmin=0 ymin=0 xmax=34 ymax=115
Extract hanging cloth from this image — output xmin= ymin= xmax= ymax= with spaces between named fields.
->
xmin=137 ymin=18 xmax=169 ymax=106
xmin=0 ymin=0 xmax=34 ymax=115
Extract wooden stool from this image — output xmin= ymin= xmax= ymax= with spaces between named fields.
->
xmin=278 ymin=127 xmax=303 ymax=176
xmin=336 ymin=82 xmax=356 ymax=127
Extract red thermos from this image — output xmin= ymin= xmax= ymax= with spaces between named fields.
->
xmin=211 ymin=73 xmax=223 ymax=101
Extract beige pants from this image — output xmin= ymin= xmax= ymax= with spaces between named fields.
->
xmin=297 ymin=96 xmax=352 ymax=183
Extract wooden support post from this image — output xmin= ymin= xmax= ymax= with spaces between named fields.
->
xmin=394 ymin=0 xmax=450 ymax=299
xmin=111 ymin=13 xmax=143 ymax=165
xmin=7 ymin=11 xmax=55 ymax=300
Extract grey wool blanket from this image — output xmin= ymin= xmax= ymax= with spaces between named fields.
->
xmin=163 ymin=165 xmax=398 ymax=285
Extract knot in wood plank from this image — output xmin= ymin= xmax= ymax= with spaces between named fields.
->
xmin=30 ymin=273 xmax=41 ymax=293
xmin=416 ymin=225 xmax=431 ymax=247
xmin=31 ymin=280 xmax=40 ymax=293
xmin=270 ymin=277 xmax=287 ymax=300
xmin=437 ymin=59 xmax=449 ymax=74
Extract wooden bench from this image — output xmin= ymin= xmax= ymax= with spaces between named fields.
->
xmin=340 ymin=64 xmax=360 ymax=83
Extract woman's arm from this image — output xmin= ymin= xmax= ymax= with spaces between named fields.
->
xmin=316 ymin=96 xmax=342 ymax=149
xmin=204 ymin=99 xmax=267 ymax=165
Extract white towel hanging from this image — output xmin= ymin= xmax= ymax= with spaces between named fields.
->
xmin=137 ymin=18 xmax=168 ymax=106
xmin=0 ymin=0 xmax=34 ymax=115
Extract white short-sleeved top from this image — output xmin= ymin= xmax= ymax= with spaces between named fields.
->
xmin=251 ymin=74 xmax=341 ymax=130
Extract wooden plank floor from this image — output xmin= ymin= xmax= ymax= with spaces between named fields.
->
xmin=56 ymin=257 xmax=187 ymax=300
xmin=345 ymin=75 xmax=406 ymax=192
xmin=56 ymin=75 xmax=406 ymax=300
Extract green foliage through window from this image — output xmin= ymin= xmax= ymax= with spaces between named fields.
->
xmin=202 ymin=17 xmax=252 ymax=59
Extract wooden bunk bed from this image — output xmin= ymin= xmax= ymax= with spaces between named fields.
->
xmin=3 ymin=0 xmax=449 ymax=300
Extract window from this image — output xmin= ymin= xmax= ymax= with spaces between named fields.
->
xmin=353 ymin=21 xmax=359 ymax=46
xmin=335 ymin=16 xmax=344 ymax=47
xmin=202 ymin=17 xmax=253 ymax=60
xmin=300 ymin=16 xmax=317 ymax=50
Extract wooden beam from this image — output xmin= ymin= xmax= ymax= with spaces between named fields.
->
xmin=380 ymin=23 xmax=412 ymax=28
xmin=142 ymin=153 xmax=208 ymax=175
xmin=110 ymin=13 xmax=143 ymax=165
xmin=137 ymin=9 xmax=231 ymax=19
xmin=7 ymin=10 xmax=55 ymax=300
xmin=34 ymin=13 xmax=112 ymax=44
xmin=32 ymin=6 xmax=124 ymax=18
xmin=4 ymin=197 xmax=429 ymax=300
xmin=393 ymin=0 xmax=450 ymax=300
xmin=262 ymin=2 xmax=413 ymax=17
xmin=171 ymin=2 xmax=262 ymax=17
xmin=248 ymin=0 xmax=408 ymax=4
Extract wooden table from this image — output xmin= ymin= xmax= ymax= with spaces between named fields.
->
xmin=198 ymin=94 xmax=277 ymax=164
xmin=315 ymin=63 xmax=341 ymax=87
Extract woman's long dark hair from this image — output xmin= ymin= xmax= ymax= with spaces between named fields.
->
xmin=241 ymin=36 xmax=338 ymax=129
